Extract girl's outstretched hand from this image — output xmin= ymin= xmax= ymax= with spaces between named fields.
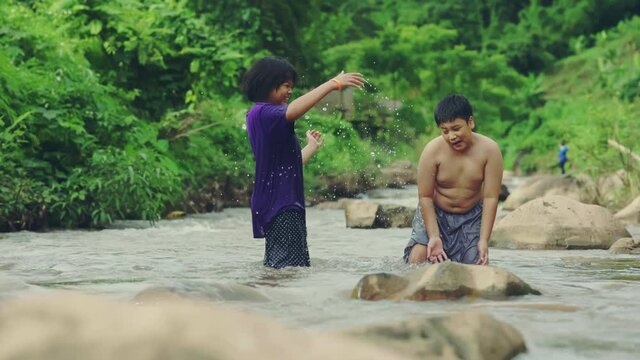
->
xmin=332 ymin=71 xmax=364 ymax=90
xmin=306 ymin=130 xmax=325 ymax=150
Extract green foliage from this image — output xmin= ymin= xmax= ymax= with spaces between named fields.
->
xmin=45 ymin=0 xmax=262 ymax=119
xmin=297 ymin=112 xmax=379 ymax=198
xmin=160 ymin=95 xmax=253 ymax=191
xmin=1 ymin=0 xmax=639 ymax=230
xmin=503 ymin=16 xmax=640 ymax=205
xmin=325 ymin=23 xmax=531 ymax=142
xmin=0 ymin=1 xmax=183 ymax=229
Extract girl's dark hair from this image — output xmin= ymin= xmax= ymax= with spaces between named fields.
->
xmin=434 ymin=94 xmax=473 ymax=125
xmin=241 ymin=56 xmax=298 ymax=102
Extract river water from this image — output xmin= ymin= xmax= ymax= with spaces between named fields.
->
xmin=1 ymin=185 xmax=639 ymax=359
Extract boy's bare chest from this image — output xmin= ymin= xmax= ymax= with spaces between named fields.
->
xmin=436 ymin=156 xmax=485 ymax=189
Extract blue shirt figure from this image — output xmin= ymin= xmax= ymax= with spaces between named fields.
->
xmin=558 ymin=143 xmax=568 ymax=174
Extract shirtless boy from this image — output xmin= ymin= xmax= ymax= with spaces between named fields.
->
xmin=403 ymin=94 xmax=503 ymax=265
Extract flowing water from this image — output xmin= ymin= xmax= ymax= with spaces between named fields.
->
xmin=1 ymin=185 xmax=639 ymax=359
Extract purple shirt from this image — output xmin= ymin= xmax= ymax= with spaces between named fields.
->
xmin=246 ymin=103 xmax=305 ymax=238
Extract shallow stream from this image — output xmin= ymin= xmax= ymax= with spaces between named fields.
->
xmin=1 ymin=185 xmax=639 ymax=359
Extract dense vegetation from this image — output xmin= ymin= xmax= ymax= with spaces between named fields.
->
xmin=1 ymin=0 xmax=639 ymax=231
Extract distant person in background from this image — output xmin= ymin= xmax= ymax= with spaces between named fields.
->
xmin=558 ymin=141 xmax=569 ymax=174
xmin=403 ymin=94 xmax=503 ymax=266
xmin=242 ymin=56 xmax=363 ymax=268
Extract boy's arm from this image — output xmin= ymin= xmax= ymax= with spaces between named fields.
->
xmin=415 ymin=143 xmax=448 ymax=263
xmin=302 ymin=130 xmax=324 ymax=165
xmin=285 ymin=72 xmax=363 ymax=122
xmin=477 ymin=142 xmax=504 ymax=265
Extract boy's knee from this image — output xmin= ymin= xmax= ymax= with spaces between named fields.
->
xmin=408 ymin=244 xmax=429 ymax=264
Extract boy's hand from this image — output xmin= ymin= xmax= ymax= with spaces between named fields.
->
xmin=476 ymin=240 xmax=489 ymax=265
xmin=332 ymin=71 xmax=365 ymax=90
xmin=427 ymin=237 xmax=448 ymax=263
xmin=306 ymin=130 xmax=324 ymax=150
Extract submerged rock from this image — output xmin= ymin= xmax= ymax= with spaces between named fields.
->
xmin=351 ymin=273 xmax=410 ymax=301
xmin=492 ymin=195 xmax=630 ymax=249
xmin=0 ymin=293 xmax=409 ymax=360
xmin=343 ymin=312 xmax=526 ymax=360
xmin=352 ymin=262 xmax=540 ymax=301
xmin=609 ymin=237 xmax=640 ymax=254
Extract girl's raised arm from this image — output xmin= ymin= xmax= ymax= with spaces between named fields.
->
xmin=285 ymin=72 xmax=363 ymax=122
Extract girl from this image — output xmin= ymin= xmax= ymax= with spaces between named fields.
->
xmin=242 ymin=56 xmax=363 ymax=268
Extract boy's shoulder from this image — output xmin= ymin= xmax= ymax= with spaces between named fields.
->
xmin=424 ymin=136 xmax=447 ymax=151
xmin=474 ymin=133 xmax=500 ymax=149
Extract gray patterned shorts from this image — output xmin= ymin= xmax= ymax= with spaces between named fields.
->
xmin=403 ymin=202 xmax=483 ymax=264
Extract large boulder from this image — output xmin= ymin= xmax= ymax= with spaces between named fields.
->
xmin=594 ymin=169 xmax=628 ymax=209
xmin=343 ymin=312 xmax=526 ymax=360
xmin=376 ymin=205 xmax=414 ymax=228
xmin=492 ymin=196 xmax=630 ymax=249
xmin=0 ymin=293 xmax=409 ymax=360
xmin=608 ymin=238 xmax=640 ymax=254
xmin=614 ymin=196 xmax=640 ymax=225
xmin=345 ymin=200 xmax=413 ymax=228
xmin=502 ymin=175 xmax=595 ymax=211
xmin=352 ymin=262 xmax=540 ymax=301
xmin=345 ymin=200 xmax=379 ymax=228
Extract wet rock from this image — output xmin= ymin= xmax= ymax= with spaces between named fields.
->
xmin=502 ymin=175 xmax=595 ymax=211
xmin=345 ymin=200 xmax=379 ymax=228
xmin=376 ymin=205 xmax=414 ymax=228
xmin=378 ymin=160 xmax=416 ymax=188
xmin=352 ymin=262 xmax=540 ymax=301
xmin=351 ymin=273 xmax=410 ymax=301
xmin=614 ymin=196 xmax=640 ymax=225
xmin=608 ymin=237 xmax=640 ymax=254
xmin=0 ymin=293 xmax=409 ymax=360
xmin=343 ymin=312 xmax=526 ymax=360
xmin=345 ymin=201 xmax=413 ymax=228
xmin=499 ymin=184 xmax=510 ymax=201
xmin=492 ymin=196 xmax=630 ymax=249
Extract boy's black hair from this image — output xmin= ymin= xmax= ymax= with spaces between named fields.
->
xmin=434 ymin=94 xmax=473 ymax=125
xmin=241 ymin=56 xmax=298 ymax=102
